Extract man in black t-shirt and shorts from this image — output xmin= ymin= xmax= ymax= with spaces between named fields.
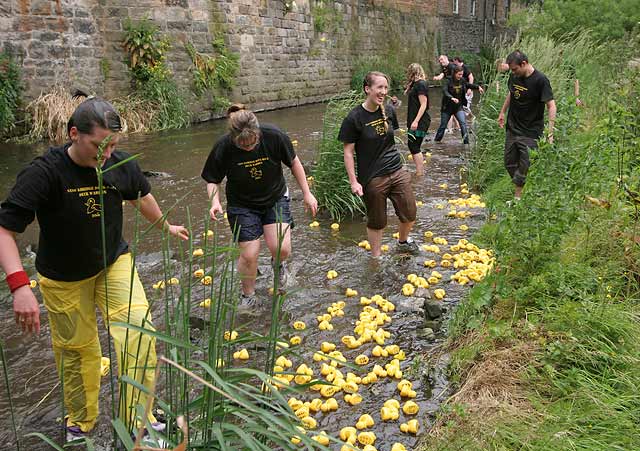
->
xmin=201 ymin=104 xmax=318 ymax=307
xmin=0 ymin=98 xmax=188 ymax=441
xmin=498 ymin=50 xmax=556 ymax=200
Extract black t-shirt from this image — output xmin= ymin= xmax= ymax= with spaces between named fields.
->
xmin=338 ymin=104 xmax=402 ymax=187
xmin=0 ymin=144 xmax=151 ymax=281
xmin=441 ymin=62 xmax=457 ymax=78
xmin=507 ymin=69 xmax=554 ymax=139
xmin=461 ymin=65 xmax=472 ymax=83
xmin=201 ymin=124 xmax=296 ymax=209
xmin=407 ymin=80 xmax=431 ymax=131
xmin=442 ymin=78 xmax=480 ymax=113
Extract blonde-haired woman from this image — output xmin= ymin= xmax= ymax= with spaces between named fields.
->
xmin=201 ymin=104 xmax=318 ymax=307
xmin=405 ymin=63 xmax=430 ymax=176
xmin=339 ymin=72 xmax=418 ymax=257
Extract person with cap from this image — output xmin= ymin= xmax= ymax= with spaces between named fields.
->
xmin=0 ymin=97 xmax=188 ymax=441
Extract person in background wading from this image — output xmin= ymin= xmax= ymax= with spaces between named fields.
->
xmin=339 ymin=71 xmax=418 ymax=257
xmin=498 ymin=50 xmax=556 ymax=201
xmin=453 ymin=56 xmax=476 ymax=117
xmin=0 ymin=97 xmax=189 ymax=442
xmin=385 ymin=95 xmax=401 ymax=131
xmin=201 ymin=104 xmax=318 ymax=307
xmin=404 ymin=63 xmax=430 ymax=176
xmin=434 ymin=65 xmax=484 ymax=145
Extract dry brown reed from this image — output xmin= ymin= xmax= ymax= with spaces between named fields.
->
xmin=427 ymin=334 xmax=539 ymax=443
xmin=24 ymin=86 xmax=157 ymax=143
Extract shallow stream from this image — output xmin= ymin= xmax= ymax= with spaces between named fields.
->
xmin=0 ymin=95 xmax=487 ymax=450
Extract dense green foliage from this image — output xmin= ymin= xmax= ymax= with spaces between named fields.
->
xmin=511 ymin=0 xmax=640 ymax=41
xmin=122 ymin=18 xmax=190 ymax=130
xmin=312 ymin=91 xmax=366 ymax=220
xmin=184 ymin=38 xmax=239 ymax=111
xmin=0 ymin=51 xmax=22 ymax=139
xmin=422 ymin=27 xmax=640 ymax=451
xmin=350 ymin=56 xmax=407 ymax=94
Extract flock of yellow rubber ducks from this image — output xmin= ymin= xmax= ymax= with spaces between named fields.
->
xmin=143 ymin=181 xmax=493 ymax=450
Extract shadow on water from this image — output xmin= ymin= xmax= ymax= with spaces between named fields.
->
xmin=0 ymin=92 xmax=487 ymax=449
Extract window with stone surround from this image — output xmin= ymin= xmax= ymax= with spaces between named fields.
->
xmin=453 ymin=0 xmax=459 ymax=14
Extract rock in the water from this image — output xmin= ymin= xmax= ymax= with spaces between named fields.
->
xmin=418 ymin=327 xmax=435 ymax=340
xmin=389 ymin=294 xmax=424 ymax=313
xmin=423 ymin=299 xmax=443 ymax=320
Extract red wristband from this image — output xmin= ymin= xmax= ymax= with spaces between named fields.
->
xmin=6 ymin=271 xmax=30 ymax=293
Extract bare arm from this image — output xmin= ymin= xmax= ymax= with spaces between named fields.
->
xmin=343 ymin=143 xmax=363 ymax=196
xmin=498 ymin=92 xmax=511 ymax=128
xmin=433 ymin=72 xmax=445 ymax=81
xmin=546 ymin=99 xmax=557 ymax=143
xmin=0 ymin=226 xmax=40 ymax=334
xmin=411 ymin=95 xmax=429 ymax=130
xmin=128 ymin=193 xmax=188 ymax=240
xmin=290 ymin=156 xmax=318 ymax=216
xmin=206 ymin=182 xmax=224 ymax=220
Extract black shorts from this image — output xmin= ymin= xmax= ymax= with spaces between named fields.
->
xmin=227 ymin=194 xmax=294 ymax=242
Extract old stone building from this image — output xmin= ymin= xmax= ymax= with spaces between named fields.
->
xmin=0 ymin=0 xmax=510 ymax=118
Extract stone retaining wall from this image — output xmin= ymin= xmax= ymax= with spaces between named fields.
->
xmin=0 ymin=0 xmax=509 ymax=120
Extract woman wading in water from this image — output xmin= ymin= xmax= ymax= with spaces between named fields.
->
xmin=404 ymin=63 xmax=431 ymax=176
xmin=339 ymin=71 xmax=418 ymax=257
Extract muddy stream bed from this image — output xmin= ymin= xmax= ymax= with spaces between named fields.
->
xmin=0 ymin=96 xmax=488 ymax=450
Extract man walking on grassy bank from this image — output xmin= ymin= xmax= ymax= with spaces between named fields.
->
xmin=0 ymin=98 xmax=188 ymax=442
xmin=498 ymin=50 xmax=556 ymax=200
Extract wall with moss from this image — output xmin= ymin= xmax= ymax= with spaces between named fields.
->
xmin=0 ymin=0 xmax=508 ymax=120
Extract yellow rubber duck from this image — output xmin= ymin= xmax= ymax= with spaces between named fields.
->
xmin=29 ymin=280 xmax=37 ymax=288
xmin=391 ymin=443 xmax=407 ymax=451
xmin=192 ymin=248 xmax=204 ymax=257
xmin=320 ymin=385 xmax=338 ymax=398
xmin=360 ymin=296 xmax=372 ymax=305
xmin=428 ymin=276 xmax=439 ymax=285
xmin=392 ymin=232 xmax=400 ymax=239
xmin=385 ymin=345 xmax=400 ymax=355
xmin=358 ymin=431 xmax=377 ymax=445
xmin=199 ymin=298 xmax=211 ymax=308
xmin=434 ymin=288 xmax=446 ymax=300
xmin=355 ymin=354 xmax=369 ymax=365
xmin=152 ymin=280 xmax=165 ymax=290
xmin=342 ymin=381 xmax=359 ymax=394
xmin=439 ymin=183 xmax=448 ymax=189
xmin=293 ymin=321 xmax=306 ymax=330
xmin=294 ymin=405 xmax=310 ymax=419
xmin=363 ymin=446 xmax=378 ymax=451
xmin=460 ymin=224 xmax=469 ymax=231
xmin=327 ymin=270 xmax=339 ymax=279
xmin=403 ymin=400 xmax=420 ymax=415
xmin=423 ymin=259 xmax=437 ymax=268
xmin=318 ymin=320 xmax=333 ymax=331
xmin=402 ymin=283 xmax=415 ymax=296
xmin=416 ymin=200 xmax=423 ymax=206
xmin=320 ymin=398 xmax=339 ymax=412
xmin=381 ymin=244 xmax=390 ymax=252
xmin=400 ymin=419 xmax=419 ymax=434
xmin=205 ymin=229 xmax=214 ymax=238
xmin=345 ymin=393 xmax=363 ymax=405
xmin=223 ymin=330 xmax=238 ymax=341
xmin=193 ymin=269 xmax=205 ymax=278
xmin=380 ymin=406 xmax=400 ymax=421
xmin=301 ymin=416 xmax=317 ymax=430
xmin=201 ymin=276 xmax=212 ymax=285
xmin=291 ymin=139 xmax=299 ymax=146
xmin=345 ymin=288 xmax=358 ymax=297
xmin=356 ymin=414 xmax=375 ymax=429
xmin=331 ymin=223 xmax=340 ymax=231
xmin=313 ymin=431 xmax=330 ymax=445
xmin=308 ymin=398 xmax=323 ymax=413
xmin=233 ymin=349 xmax=249 ymax=360
xmin=340 ymin=426 xmax=357 ymax=441
xmin=321 ymin=342 xmax=336 ymax=353
xmin=290 ymin=335 xmax=302 ymax=345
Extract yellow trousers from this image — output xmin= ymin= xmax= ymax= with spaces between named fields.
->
xmin=39 ymin=253 xmax=157 ymax=432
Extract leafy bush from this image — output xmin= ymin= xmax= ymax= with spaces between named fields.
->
xmin=0 ymin=51 xmax=22 ymax=138
xmin=122 ymin=18 xmax=190 ymax=130
xmin=350 ymin=56 xmax=407 ymax=94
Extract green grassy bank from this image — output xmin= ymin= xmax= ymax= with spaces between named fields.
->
xmin=421 ymin=29 xmax=640 ymax=451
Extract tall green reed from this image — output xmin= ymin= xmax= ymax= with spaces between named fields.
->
xmin=312 ymin=91 xmax=366 ymax=221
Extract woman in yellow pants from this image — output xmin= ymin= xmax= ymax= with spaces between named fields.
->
xmin=0 ymin=98 xmax=188 ymax=441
